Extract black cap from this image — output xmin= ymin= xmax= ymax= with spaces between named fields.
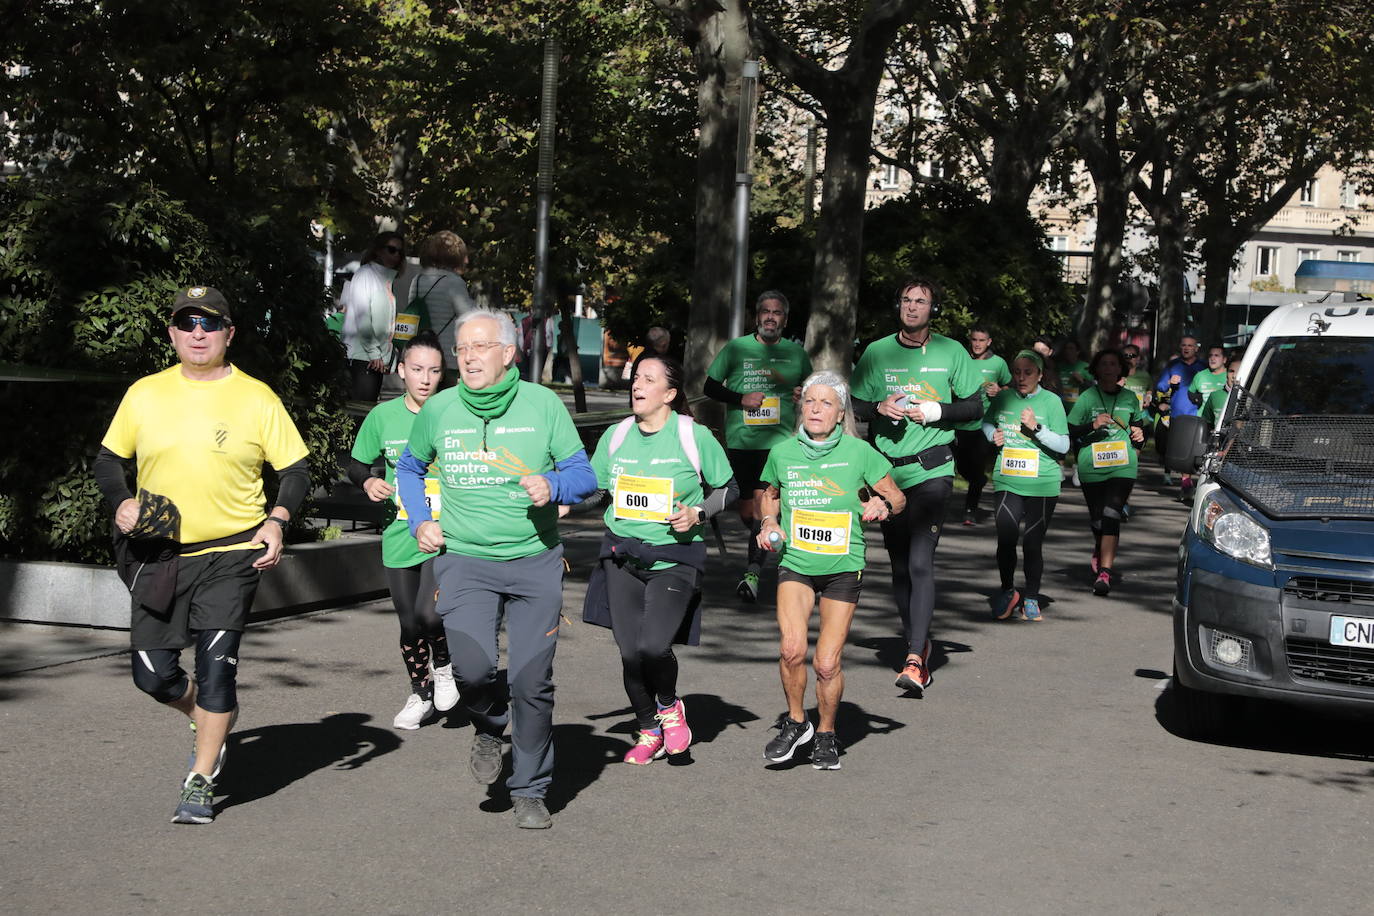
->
xmin=170 ymin=286 xmax=232 ymax=322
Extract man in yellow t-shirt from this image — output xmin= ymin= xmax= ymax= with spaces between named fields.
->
xmin=93 ymin=286 xmax=309 ymax=825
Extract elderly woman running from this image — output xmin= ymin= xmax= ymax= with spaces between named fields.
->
xmin=757 ymin=371 xmax=906 ymax=770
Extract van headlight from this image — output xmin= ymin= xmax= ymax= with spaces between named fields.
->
xmin=1192 ymin=483 xmax=1272 ymax=569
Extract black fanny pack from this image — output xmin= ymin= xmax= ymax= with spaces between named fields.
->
xmin=887 ymin=443 xmax=954 ymax=470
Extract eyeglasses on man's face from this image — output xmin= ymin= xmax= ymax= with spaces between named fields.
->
xmin=172 ymin=314 xmax=228 ymax=333
xmin=454 ymin=340 xmax=504 ymax=357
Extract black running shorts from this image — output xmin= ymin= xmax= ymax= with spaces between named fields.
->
xmin=130 ymin=547 xmax=262 ymax=650
xmin=777 ymin=567 xmax=864 ymax=604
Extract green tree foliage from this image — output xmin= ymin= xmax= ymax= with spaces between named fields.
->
xmin=857 ymin=185 xmax=1074 ymax=355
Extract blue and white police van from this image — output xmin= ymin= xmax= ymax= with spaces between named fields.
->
xmin=1167 ymin=300 xmax=1374 ymax=737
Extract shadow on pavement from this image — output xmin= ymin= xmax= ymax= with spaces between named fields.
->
xmin=855 ymin=635 xmax=972 ymax=677
xmin=216 ymin=712 xmax=401 ymax=811
xmin=1154 ymin=688 xmax=1374 ymax=782
xmin=764 ymin=701 xmax=907 ymax=771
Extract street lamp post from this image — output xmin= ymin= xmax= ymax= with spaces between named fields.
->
xmin=729 ymin=60 xmax=760 ymax=341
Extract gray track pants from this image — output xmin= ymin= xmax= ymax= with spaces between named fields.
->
xmin=434 ymin=545 xmax=564 ymax=799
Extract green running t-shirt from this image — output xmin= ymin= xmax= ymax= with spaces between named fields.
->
xmin=1123 ymin=370 xmax=1153 ymax=410
xmin=1200 ymin=387 xmax=1230 ymax=426
xmin=706 ymin=335 xmax=812 ymax=450
xmin=351 ymin=398 xmax=440 ymax=569
xmin=591 ymin=417 xmax=734 ymax=569
xmin=986 ymin=386 xmax=1068 ymax=497
xmin=851 ymin=333 xmax=980 ymax=488
xmin=1059 ymin=359 xmax=1091 ymax=407
xmin=1188 ymin=368 xmax=1228 ymax=407
xmin=956 ymin=354 xmax=1013 ymax=431
xmin=406 ymin=382 xmax=584 ymax=561
xmin=760 ymin=434 xmax=894 ymax=576
xmin=1066 ymin=386 xmax=1146 ymax=483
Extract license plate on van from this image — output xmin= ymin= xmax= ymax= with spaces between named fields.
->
xmin=1330 ymin=616 xmax=1374 ymax=648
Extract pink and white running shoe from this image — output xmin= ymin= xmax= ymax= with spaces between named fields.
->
xmin=624 ymin=730 xmax=665 ymax=765
xmin=656 ymin=699 xmax=692 ymax=755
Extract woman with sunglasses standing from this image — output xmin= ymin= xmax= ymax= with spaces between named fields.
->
xmin=1068 ymin=349 xmax=1150 ymax=596
xmin=342 ymin=232 xmax=405 ymax=401
xmin=346 ymin=330 xmax=458 ymax=729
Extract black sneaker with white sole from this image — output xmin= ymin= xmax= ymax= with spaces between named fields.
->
xmin=811 ymin=731 xmax=842 ymax=770
xmin=470 ymin=733 xmax=504 ymax=785
xmin=763 ymin=715 xmax=814 ymax=762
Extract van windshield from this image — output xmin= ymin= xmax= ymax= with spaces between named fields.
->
xmin=1248 ymin=336 xmax=1374 ymax=415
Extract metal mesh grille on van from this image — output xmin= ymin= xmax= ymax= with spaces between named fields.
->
xmin=1214 ymin=391 xmax=1374 ymax=520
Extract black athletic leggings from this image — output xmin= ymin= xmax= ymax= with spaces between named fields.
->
xmin=384 ymin=560 xmax=450 ymax=698
xmin=994 ymin=490 xmax=1058 ymax=596
xmin=881 ymin=476 xmax=953 ymax=655
xmin=1081 ymin=477 xmax=1135 ymax=541
xmin=954 ymin=429 xmax=994 ymax=512
xmin=602 ymin=558 xmax=700 ymax=730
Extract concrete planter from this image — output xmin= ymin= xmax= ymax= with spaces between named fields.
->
xmin=0 ymin=536 xmax=388 ymax=629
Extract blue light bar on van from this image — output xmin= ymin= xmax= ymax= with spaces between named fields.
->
xmin=1294 ymin=259 xmax=1374 ymax=293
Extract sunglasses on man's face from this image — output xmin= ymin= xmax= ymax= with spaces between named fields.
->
xmin=172 ymin=314 xmax=228 ymax=333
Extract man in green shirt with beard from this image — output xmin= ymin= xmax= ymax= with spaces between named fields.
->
xmin=851 ymin=278 xmax=983 ymax=695
xmin=397 ymin=309 xmax=596 ymax=830
xmin=705 ymin=290 xmax=813 ymax=603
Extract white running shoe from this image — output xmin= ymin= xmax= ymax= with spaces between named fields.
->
xmin=393 ymin=693 xmax=434 ymax=730
xmin=432 ymin=664 xmax=459 ymax=712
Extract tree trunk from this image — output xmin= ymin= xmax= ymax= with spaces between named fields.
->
xmin=1079 ymin=176 xmax=1128 ymax=355
xmin=679 ymin=2 xmax=750 ymax=415
xmin=805 ymin=109 xmax=872 ymax=372
xmin=1198 ymin=241 xmax=1236 ymax=347
xmin=1154 ymin=201 xmax=1190 ymax=360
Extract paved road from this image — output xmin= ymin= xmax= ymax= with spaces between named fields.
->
xmin=3 ymin=463 xmax=1371 ymax=915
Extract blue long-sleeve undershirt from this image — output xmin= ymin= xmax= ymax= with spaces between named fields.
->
xmin=395 ymin=446 xmax=597 ymax=537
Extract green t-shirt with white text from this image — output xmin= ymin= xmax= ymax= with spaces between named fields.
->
xmin=406 ymin=382 xmax=584 ymax=561
xmin=760 ymin=434 xmax=894 ymax=576
xmin=956 ymin=353 xmax=1013 ymax=431
xmin=850 ymin=333 xmax=980 ymax=487
xmin=1066 ymin=386 xmax=1146 ymax=483
xmin=351 ymin=398 xmax=441 ymax=568
xmin=1189 ymin=368 xmax=1228 ymax=407
xmin=591 ymin=418 xmax=734 ymax=569
xmin=706 ymin=335 xmax=812 ymax=450
xmin=986 ymin=386 xmax=1068 ymax=497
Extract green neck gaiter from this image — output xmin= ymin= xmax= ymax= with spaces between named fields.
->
xmin=798 ymin=423 xmax=843 ymax=460
xmin=459 ymin=366 xmax=520 ymax=418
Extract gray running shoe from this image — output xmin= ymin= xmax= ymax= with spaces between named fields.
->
xmin=513 ymin=797 xmax=552 ymax=829
xmin=764 ymin=715 xmax=814 ymax=762
xmin=470 ymin=733 xmax=504 ymax=785
xmin=171 ymin=772 xmax=215 ymax=825
xmin=811 ymin=731 xmax=842 ymax=770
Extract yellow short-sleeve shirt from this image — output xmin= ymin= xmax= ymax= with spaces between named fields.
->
xmin=101 ymin=365 xmax=309 ymax=546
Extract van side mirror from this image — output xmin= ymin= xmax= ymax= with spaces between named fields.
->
xmin=1164 ymin=414 xmax=1208 ymax=474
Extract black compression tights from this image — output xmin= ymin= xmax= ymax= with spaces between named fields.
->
xmin=603 ymin=558 xmax=699 ymax=730
xmin=881 ymin=476 xmax=953 ymax=655
xmin=995 ymin=491 xmax=1058 ymax=596
xmin=384 ymin=561 xmax=450 ymax=698
xmin=1081 ymin=477 xmax=1134 ymax=541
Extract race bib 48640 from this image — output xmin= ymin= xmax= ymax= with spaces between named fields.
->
xmin=743 ymin=395 xmax=781 ymax=426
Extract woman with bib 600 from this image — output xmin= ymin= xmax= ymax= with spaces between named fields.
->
xmin=757 ymin=371 xmax=905 ymax=770
xmin=589 ymin=356 xmax=737 ymax=765
xmin=984 ymin=350 xmax=1069 ymax=622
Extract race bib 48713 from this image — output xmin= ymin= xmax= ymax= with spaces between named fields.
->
xmin=1001 ymin=447 xmax=1040 ymax=478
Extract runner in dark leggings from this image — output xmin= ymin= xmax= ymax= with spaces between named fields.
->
xmin=984 ymin=350 xmax=1069 ymax=621
xmin=587 ymin=356 xmax=737 ymax=764
xmin=348 ymin=331 xmax=457 ymax=729
xmin=1067 ymin=348 xmax=1149 ymax=596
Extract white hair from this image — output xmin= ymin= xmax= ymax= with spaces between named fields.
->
xmin=455 ymin=309 xmax=519 ymax=348
xmin=798 ymin=370 xmax=857 ymax=437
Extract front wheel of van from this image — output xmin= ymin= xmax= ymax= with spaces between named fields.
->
xmin=1172 ymin=667 xmax=1242 ymax=741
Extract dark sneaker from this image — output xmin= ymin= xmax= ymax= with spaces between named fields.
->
xmin=763 ymin=715 xmax=814 ymax=762
xmin=992 ymin=587 xmax=1022 ymax=621
xmin=811 ymin=731 xmax=842 ymax=770
xmin=513 ymin=797 xmax=552 ymax=829
xmin=1092 ymin=569 xmax=1113 ymax=596
xmin=171 ymin=772 xmax=215 ymax=825
xmin=962 ymin=512 xmax=976 ymax=527
xmin=469 ymin=733 xmax=504 ymax=785
xmin=736 ymin=571 xmax=760 ymax=603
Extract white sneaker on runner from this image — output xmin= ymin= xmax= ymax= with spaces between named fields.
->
xmin=432 ymin=664 xmax=459 ymax=712
xmin=393 ymin=693 xmax=434 ymax=730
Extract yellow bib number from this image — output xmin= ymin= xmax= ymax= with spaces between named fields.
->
xmin=743 ymin=395 xmax=781 ymax=426
xmin=790 ymin=509 xmax=850 ymax=555
xmin=1001 ymin=447 xmax=1040 ymax=478
xmin=397 ymin=477 xmax=441 ymax=521
xmin=614 ymin=474 xmax=675 ymax=522
xmin=1091 ymin=440 xmax=1129 ymax=468
xmin=394 ymin=312 xmax=420 ymax=342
